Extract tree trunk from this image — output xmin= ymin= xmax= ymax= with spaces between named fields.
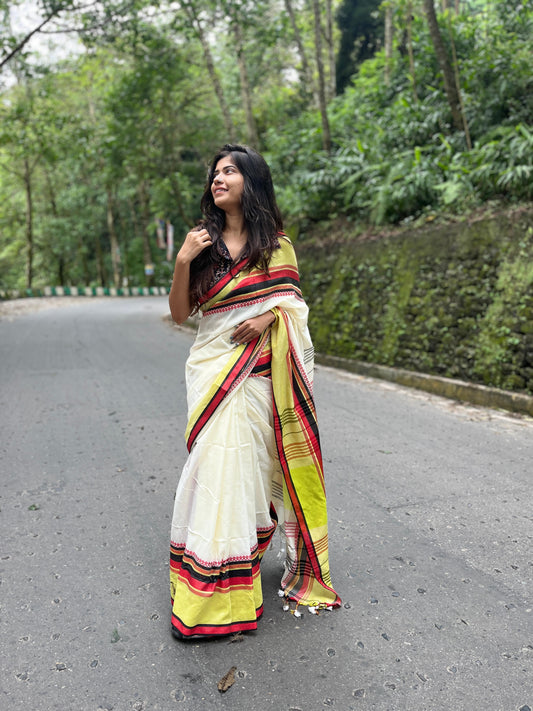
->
xmin=180 ymin=0 xmax=236 ymax=141
xmin=446 ymin=12 xmax=472 ymax=148
xmin=94 ymin=235 xmax=105 ymax=287
xmin=138 ymin=181 xmax=153 ymax=287
xmin=43 ymin=166 xmax=66 ymax=286
xmin=123 ymin=198 xmax=142 ymax=288
xmin=385 ymin=4 xmax=394 ymax=86
xmin=168 ymin=173 xmax=194 ymax=228
xmin=106 ymin=188 xmax=121 ymax=289
xmin=283 ymin=0 xmax=314 ymax=94
xmin=406 ymin=3 xmax=418 ymax=103
xmin=77 ymin=235 xmax=90 ymax=286
xmin=232 ymin=16 xmax=259 ymax=147
xmin=312 ymin=0 xmax=331 ymax=153
xmin=325 ymin=0 xmax=336 ymax=98
xmin=23 ymin=157 xmax=33 ymax=290
xmin=423 ymin=0 xmax=463 ymax=131
xmin=58 ymin=256 xmax=65 ymax=287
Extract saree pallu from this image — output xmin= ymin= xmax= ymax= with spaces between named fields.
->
xmin=170 ymin=237 xmax=340 ymax=638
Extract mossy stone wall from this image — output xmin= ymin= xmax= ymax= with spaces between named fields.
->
xmin=296 ymin=208 xmax=533 ymax=395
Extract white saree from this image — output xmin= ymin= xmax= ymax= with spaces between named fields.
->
xmin=170 ymin=237 xmax=339 ymax=639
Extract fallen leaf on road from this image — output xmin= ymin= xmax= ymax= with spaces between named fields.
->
xmin=217 ymin=666 xmax=237 ymax=692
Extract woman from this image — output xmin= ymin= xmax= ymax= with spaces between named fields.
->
xmin=168 ymin=144 xmax=340 ymax=640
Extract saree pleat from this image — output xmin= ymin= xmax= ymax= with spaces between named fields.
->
xmin=170 ymin=237 xmax=340 ymax=638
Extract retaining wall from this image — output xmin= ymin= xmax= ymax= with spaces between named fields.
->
xmin=297 ymin=206 xmax=533 ymax=397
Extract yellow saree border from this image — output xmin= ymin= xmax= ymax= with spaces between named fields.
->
xmin=271 ymin=308 xmax=341 ymax=608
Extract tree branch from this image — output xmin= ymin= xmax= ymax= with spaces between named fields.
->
xmin=1 ymin=11 xmax=62 ymax=69
xmin=0 ymin=0 xmax=101 ymax=69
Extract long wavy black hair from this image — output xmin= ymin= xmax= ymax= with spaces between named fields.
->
xmin=188 ymin=144 xmax=284 ymax=304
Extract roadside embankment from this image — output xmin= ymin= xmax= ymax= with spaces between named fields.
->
xmin=297 ymin=206 xmax=533 ymax=398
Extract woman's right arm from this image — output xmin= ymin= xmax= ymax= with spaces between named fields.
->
xmin=168 ymin=228 xmax=213 ymax=324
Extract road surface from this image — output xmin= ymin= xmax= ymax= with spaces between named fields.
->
xmin=1 ymin=297 xmax=532 ymax=711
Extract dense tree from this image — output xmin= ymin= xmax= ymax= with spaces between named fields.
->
xmin=335 ymin=0 xmax=383 ymax=93
xmin=0 ymin=0 xmax=531 ymax=292
xmin=0 ymin=77 xmax=59 ymax=287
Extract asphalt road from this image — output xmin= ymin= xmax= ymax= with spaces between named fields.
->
xmin=1 ymin=297 xmax=532 ymax=711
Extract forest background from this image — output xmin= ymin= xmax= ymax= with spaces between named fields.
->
xmin=1 ymin=0 xmax=532 ymax=394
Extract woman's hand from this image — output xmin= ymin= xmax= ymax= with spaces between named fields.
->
xmin=169 ymin=228 xmax=212 ymax=324
xmin=176 ymin=228 xmax=213 ymax=265
xmin=231 ymin=311 xmax=276 ymax=344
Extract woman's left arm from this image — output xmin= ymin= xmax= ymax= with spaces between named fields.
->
xmin=231 ymin=311 xmax=276 ymax=344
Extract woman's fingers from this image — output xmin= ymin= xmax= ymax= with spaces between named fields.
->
xmin=232 ymin=313 xmax=274 ymax=344
xmin=190 ymin=229 xmax=212 ymax=251
xmin=231 ymin=323 xmax=251 ymax=343
xmin=178 ymin=229 xmax=212 ymax=262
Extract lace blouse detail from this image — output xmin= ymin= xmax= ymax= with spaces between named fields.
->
xmin=208 ymin=236 xmax=281 ymax=290
xmin=210 ymin=240 xmax=245 ymax=288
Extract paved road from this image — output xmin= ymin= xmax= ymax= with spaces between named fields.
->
xmin=1 ymin=297 xmax=532 ymax=711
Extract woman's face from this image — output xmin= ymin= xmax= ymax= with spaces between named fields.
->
xmin=211 ymin=155 xmax=245 ymax=212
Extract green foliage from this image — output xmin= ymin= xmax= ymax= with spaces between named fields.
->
xmin=268 ymin=0 xmax=533 ymax=225
xmin=0 ymin=0 xmax=532 ymax=295
xmin=473 ymin=229 xmax=533 ymax=390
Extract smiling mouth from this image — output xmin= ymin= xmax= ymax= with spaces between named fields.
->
xmin=214 ymin=188 xmax=227 ymax=195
